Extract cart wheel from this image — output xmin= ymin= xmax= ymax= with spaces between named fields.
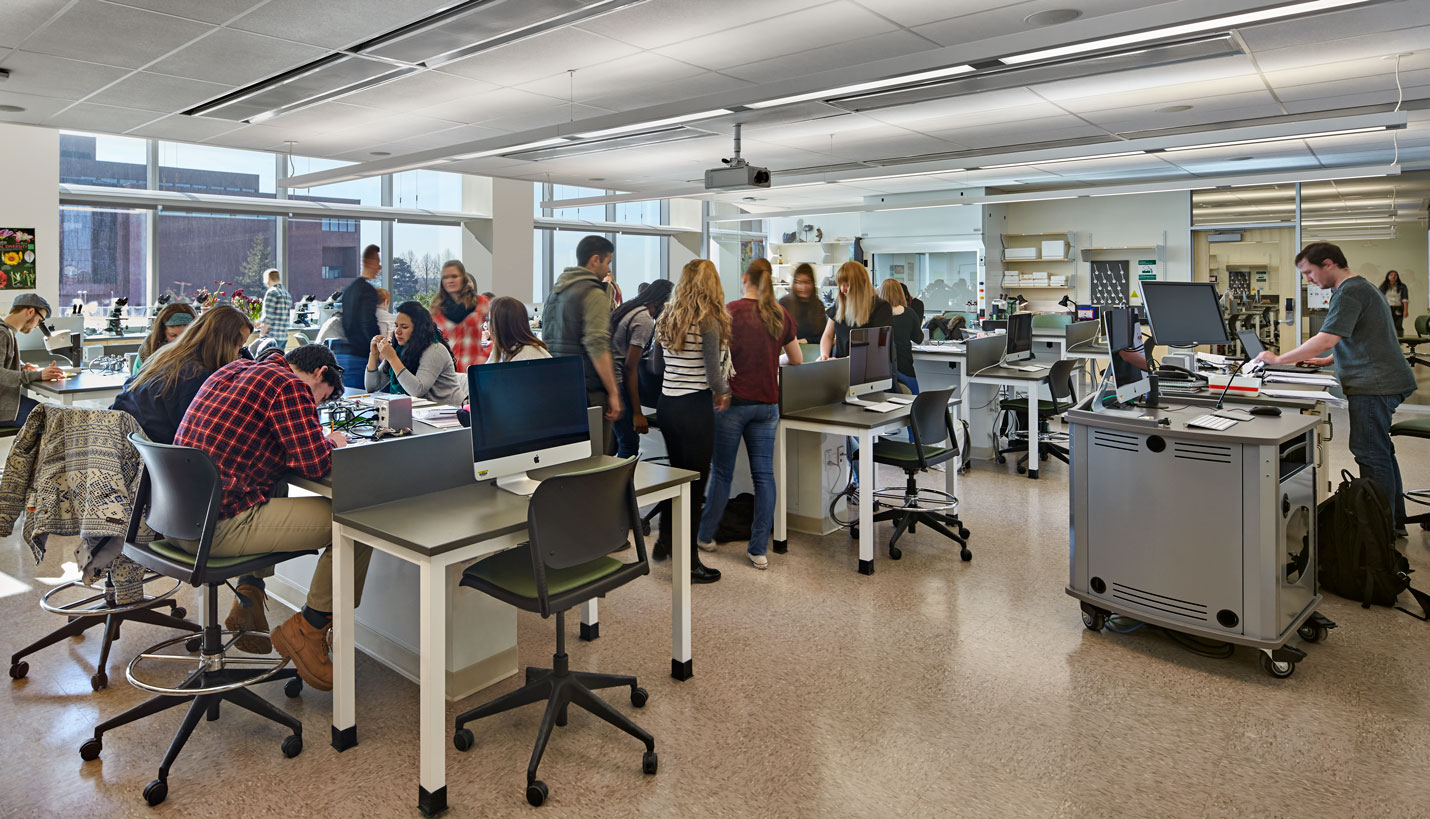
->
xmin=1296 ymin=623 xmax=1327 ymax=643
xmin=1081 ymin=609 xmax=1105 ymax=632
xmin=1260 ymin=653 xmax=1295 ymax=679
xmin=995 ymin=455 xmax=1006 ymax=465
xmin=171 ymin=607 xmax=187 ymax=620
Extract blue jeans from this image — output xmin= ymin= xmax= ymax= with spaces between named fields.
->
xmin=697 ymin=403 xmax=778 ymax=556
xmin=1347 ymin=392 xmax=1411 ymax=524
xmin=613 ymin=401 xmax=640 ymax=459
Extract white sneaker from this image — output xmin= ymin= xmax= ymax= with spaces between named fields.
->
xmin=749 ymin=553 xmax=768 ymax=569
xmin=697 ymin=539 xmax=717 ymax=552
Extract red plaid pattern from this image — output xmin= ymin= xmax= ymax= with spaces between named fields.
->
xmin=433 ymin=295 xmax=490 ymax=372
xmin=174 ymin=354 xmax=333 ymax=519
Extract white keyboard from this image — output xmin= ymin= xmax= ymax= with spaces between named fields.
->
xmin=1188 ymin=414 xmax=1238 ymax=431
xmin=862 ymin=401 xmax=904 ymax=413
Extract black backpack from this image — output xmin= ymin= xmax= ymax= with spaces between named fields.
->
xmin=1318 ymin=469 xmax=1430 ymax=619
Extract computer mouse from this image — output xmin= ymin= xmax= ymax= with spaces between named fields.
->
xmin=1249 ymin=405 xmax=1282 ymax=417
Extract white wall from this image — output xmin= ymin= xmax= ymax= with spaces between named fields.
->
xmin=0 ymin=123 xmax=59 ymax=310
xmin=462 ymin=176 xmax=533 ymax=303
xmin=1338 ymin=227 xmax=1430 ymax=314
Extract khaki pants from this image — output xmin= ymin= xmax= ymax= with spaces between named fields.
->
xmin=176 ymin=497 xmax=372 ymax=614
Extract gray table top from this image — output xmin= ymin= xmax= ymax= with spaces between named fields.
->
xmin=1068 ymin=402 xmax=1320 ymax=444
xmin=332 ymin=456 xmax=697 ymax=557
xmin=968 ymin=360 xmax=1055 ymax=381
xmin=29 ymin=370 xmax=128 ymax=394
xmin=781 ymin=392 xmax=962 ymax=429
xmin=1066 ymin=340 xmax=1109 ymax=357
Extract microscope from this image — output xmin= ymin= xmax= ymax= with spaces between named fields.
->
xmin=105 ymin=297 xmax=129 ymax=336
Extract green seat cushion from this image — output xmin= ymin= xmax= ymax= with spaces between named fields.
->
xmin=873 ymin=440 xmax=952 ymax=465
xmin=1398 ymin=336 xmax=1429 ymax=344
xmin=145 ymin=539 xmax=253 ymax=569
xmin=1000 ymin=397 xmax=1062 ymax=416
xmin=464 ymin=548 xmax=624 ymax=600
xmin=1391 ymin=418 xmax=1430 ymax=437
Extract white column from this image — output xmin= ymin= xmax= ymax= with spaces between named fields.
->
xmin=463 ymin=176 xmax=533 ymax=303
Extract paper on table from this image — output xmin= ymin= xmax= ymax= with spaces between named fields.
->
xmin=1264 ymin=372 xmax=1339 ymax=387
xmin=1259 ymin=388 xmax=1346 ymax=408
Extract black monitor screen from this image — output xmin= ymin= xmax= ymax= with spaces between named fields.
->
xmin=1006 ymin=312 xmax=1033 ymax=356
xmin=1140 ymin=281 xmax=1230 ymax=346
xmin=1104 ymin=308 xmax=1143 ymax=389
xmin=469 ymin=356 xmax=591 ymax=462
xmin=1236 ymin=329 xmax=1266 ymax=361
xmin=848 ymin=326 xmax=892 ymax=386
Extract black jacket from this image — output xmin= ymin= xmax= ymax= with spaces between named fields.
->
xmin=111 ymin=361 xmax=213 ymax=445
xmin=341 ymin=277 xmax=379 ymax=348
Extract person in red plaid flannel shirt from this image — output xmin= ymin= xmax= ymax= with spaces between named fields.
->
xmin=430 ymin=260 xmax=489 ymax=372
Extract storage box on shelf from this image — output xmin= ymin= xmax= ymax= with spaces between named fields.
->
xmin=1000 ymin=232 xmax=1076 ymax=299
xmin=770 ymin=239 xmax=852 ymax=295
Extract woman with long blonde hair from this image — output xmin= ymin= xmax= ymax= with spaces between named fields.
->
xmin=880 ymin=277 xmax=924 ymax=394
xmin=652 ymin=259 xmax=730 ymax=583
xmin=819 ymin=260 xmax=892 ymax=360
xmin=695 ymin=258 xmax=802 ymax=570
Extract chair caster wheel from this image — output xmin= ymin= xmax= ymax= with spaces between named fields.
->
xmin=453 ymin=728 xmax=474 ymax=752
xmin=1081 ymin=609 xmax=1105 ymax=631
xmin=888 ymin=546 xmax=902 ymax=560
xmin=640 ymin=520 xmax=651 ymax=537
xmin=90 ymin=672 xmax=107 ymax=691
xmin=959 ymin=527 xmax=971 ymax=539
xmin=526 ymin=780 xmax=549 ymax=806
xmin=1260 ymin=653 xmax=1295 ymax=679
xmin=184 ymin=636 xmax=201 ymax=653
xmin=1016 ymin=465 xmax=1027 ymax=475
xmin=642 ymin=750 xmax=658 ymax=774
xmin=282 ymin=734 xmax=302 ymax=758
xmin=960 ymin=548 xmax=972 ymax=562
xmin=79 ymin=738 xmax=102 ymax=761
xmin=143 ymin=779 xmax=168 ymax=806
xmin=9 ymin=661 xmax=28 ymax=680
xmin=995 ymin=456 xmax=1006 ymax=464
xmin=630 ymin=686 xmax=648 ymax=708
xmin=849 ymin=526 xmax=859 ymax=539
xmin=284 ymin=678 xmax=302 ymax=698
xmin=170 ymin=606 xmax=186 ymax=619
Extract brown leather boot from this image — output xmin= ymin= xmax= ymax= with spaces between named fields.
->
xmin=271 ymin=612 xmax=333 ymax=691
xmin=224 ymin=584 xmax=272 ymax=654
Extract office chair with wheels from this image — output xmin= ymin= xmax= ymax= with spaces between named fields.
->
xmin=1402 ymin=314 xmax=1430 ymax=368
xmin=1393 ymin=418 xmax=1430 ymax=531
xmin=79 ymin=435 xmax=313 ymax=807
xmin=452 ymin=457 xmax=657 ymax=807
xmin=869 ymin=389 xmax=972 ymax=562
xmin=995 ymin=359 xmax=1078 ymax=474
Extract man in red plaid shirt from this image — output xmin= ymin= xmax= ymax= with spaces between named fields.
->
xmin=173 ymin=344 xmax=356 ymax=690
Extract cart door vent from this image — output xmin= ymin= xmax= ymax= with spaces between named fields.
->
xmin=1092 ymin=430 xmax=1139 ymax=453
xmin=1172 ymin=441 xmax=1233 ymax=464
xmin=1111 ymin=582 xmax=1208 ymax=620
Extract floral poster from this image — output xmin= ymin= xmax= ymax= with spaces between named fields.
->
xmin=0 ymin=228 xmax=37 ymax=291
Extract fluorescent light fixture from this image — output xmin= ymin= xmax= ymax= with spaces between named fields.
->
xmin=980 ymin=151 xmax=1145 ymax=170
xmin=1164 ymin=126 xmax=1391 ymax=152
xmin=746 ymin=64 xmax=975 ymax=109
xmin=1090 ymin=188 xmax=1187 ymax=197
xmin=840 ymin=168 xmax=967 ymax=183
xmin=1001 ymin=0 xmax=1373 ymax=65
xmin=573 ymin=109 xmax=732 ymax=140
xmin=448 ymin=137 xmax=572 ymax=161
xmin=248 ymin=110 xmax=278 ymax=124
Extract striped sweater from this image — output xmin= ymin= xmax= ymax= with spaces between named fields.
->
xmin=658 ymin=323 xmax=729 ymax=397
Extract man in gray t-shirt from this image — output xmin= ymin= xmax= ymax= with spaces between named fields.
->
xmin=1255 ymin=242 xmax=1418 ymax=532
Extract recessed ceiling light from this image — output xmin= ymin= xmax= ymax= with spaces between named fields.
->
xmin=1025 ymin=8 xmax=1082 ymax=25
xmin=370 ymin=151 xmax=391 ymax=156
xmin=0 ymin=105 xmax=26 ymax=113
xmin=1157 ymin=105 xmax=1193 ymax=113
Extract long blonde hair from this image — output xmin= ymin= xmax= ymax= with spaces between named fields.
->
xmin=834 ymin=261 xmax=876 ymax=326
xmin=132 ymin=306 xmax=252 ymax=398
xmin=657 ymin=259 xmax=730 ymax=353
xmin=879 ymin=278 xmax=908 ymax=309
xmin=744 ymin=258 xmax=786 ymax=340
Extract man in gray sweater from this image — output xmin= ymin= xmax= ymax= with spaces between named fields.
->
xmin=0 ymin=294 xmax=65 ymax=428
xmin=543 ymin=235 xmax=622 ymax=452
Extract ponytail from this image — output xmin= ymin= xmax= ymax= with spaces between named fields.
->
xmin=745 ymin=258 xmax=785 ymax=339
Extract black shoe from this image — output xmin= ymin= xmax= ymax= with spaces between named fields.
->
xmin=691 ymin=562 xmax=721 ymax=584
xmin=651 ymin=539 xmax=671 ymax=561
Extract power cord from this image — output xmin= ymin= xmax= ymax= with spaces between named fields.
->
xmin=1102 ymin=614 xmax=1236 ymax=658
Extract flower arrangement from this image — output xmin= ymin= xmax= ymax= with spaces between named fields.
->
xmin=230 ymin=288 xmax=263 ymax=321
xmin=194 ymin=281 xmax=234 ymax=311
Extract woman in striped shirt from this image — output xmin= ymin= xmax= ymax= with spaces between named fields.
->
xmin=653 ymin=259 xmax=730 ymax=584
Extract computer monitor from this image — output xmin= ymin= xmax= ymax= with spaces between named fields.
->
xmin=469 ymin=356 xmax=592 ymax=495
xmin=1004 ymin=311 xmax=1033 ymax=363
xmin=1237 ymin=329 xmax=1267 ymax=361
xmin=1140 ymin=281 xmax=1231 ymax=347
xmin=1103 ymin=307 xmax=1151 ymax=405
xmin=847 ymin=326 xmax=893 ymax=398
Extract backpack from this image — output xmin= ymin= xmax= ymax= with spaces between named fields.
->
xmin=1318 ymin=469 xmax=1430 ymax=619
xmin=714 ymin=493 xmax=756 ymax=543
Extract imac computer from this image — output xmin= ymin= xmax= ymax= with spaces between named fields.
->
xmin=1140 ymin=281 xmax=1231 ymax=348
xmin=1103 ymin=307 xmax=1151 ymax=405
xmin=1003 ymin=311 xmax=1034 ymax=364
xmin=470 ymin=356 xmax=592 ymax=495
xmin=846 ymin=325 xmax=893 ymax=400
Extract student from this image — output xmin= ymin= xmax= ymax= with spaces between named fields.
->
xmin=338 ymin=244 xmax=382 ymax=388
xmin=316 ymin=309 xmax=343 ymax=344
xmin=696 ymin=259 xmax=802 ymax=570
xmin=430 ymin=260 xmax=490 ymax=372
xmin=604 ymin=271 xmax=624 ymax=309
xmin=485 ymin=296 xmax=550 ymax=364
xmin=172 ymin=344 xmax=355 ymax=689
xmin=653 ymin=259 xmax=729 ymax=584
xmin=900 ymin=281 xmax=926 ymax=326
xmin=819 ymin=261 xmax=893 ymax=359
xmin=259 ymin=268 xmax=292 ymax=345
xmin=881 ymin=277 xmax=924 ymax=394
xmin=609 ymin=279 xmax=673 ymax=458
xmin=113 ymin=306 xmax=253 ymax=444
xmin=779 ymin=263 xmax=826 ymax=343
xmin=543 ymin=235 xmax=624 ymax=450
xmin=0 ymin=294 xmax=64 ymax=429
xmin=375 ymin=286 xmax=395 ymax=339
xmin=1380 ymin=270 xmax=1409 ymax=336
xmin=135 ymin=302 xmax=196 ymax=373
xmin=1255 ymin=242 xmax=1418 ymax=535
xmin=365 ymin=301 xmax=468 ymax=406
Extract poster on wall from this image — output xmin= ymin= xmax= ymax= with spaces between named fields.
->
xmin=739 ymin=240 xmax=766 ymax=278
xmin=1090 ymin=260 xmax=1130 ymax=306
xmin=0 ymin=228 xmax=36 ymax=291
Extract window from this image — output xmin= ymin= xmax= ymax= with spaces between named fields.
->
xmin=288 ymin=218 xmax=379 ymax=300
xmin=551 ymin=184 xmax=607 ymax=221
xmin=391 ymin=171 xmax=464 ymax=305
xmin=59 ymin=133 xmax=150 ymax=312
xmin=615 ymin=235 xmax=662 ymax=299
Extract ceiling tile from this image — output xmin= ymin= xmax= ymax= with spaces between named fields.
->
xmin=572 ymin=71 xmax=752 ymax=113
xmin=1237 ymin=0 xmax=1422 ymax=51
xmin=435 ymin=27 xmax=640 ymax=88
xmin=254 ymin=101 xmax=388 ymax=133
xmin=575 ymin=0 xmax=830 ymax=50
xmin=104 ymin=0 xmax=262 ymax=24
xmin=44 ymin=102 xmax=165 ymax=132
xmin=929 ymin=121 xmax=1109 ymax=150
xmin=203 ymin=123 xmax=293 ymax=152
xmin=229 ymin=0 xmax=452 ymax=49
xmin=654 ymin=1 xmax=899 ymax=71
xmin=912 ymin=0 xmax=1180 ymax=49
xmin=0 ymin=0 xmax=71 ymax=49
xmin=0 ymin=51 xmax=131 ymax=100
xmin=124 ymin=113 xmax=247 ymax=141
xmin=1271 ymin=71 xmax=1430 ymax=103
xmin=0 ymin=89 xmax=76 ymax=122
xmin=21 ymin=0 xmax=212 ymax=69
xmin=481 ymin=102 xmax=616 ymax=132
xmin=339 ymin=71 xmax=500 ymax=114
xmin=147 ymin=28 xmax=328 ymax=86
xmin=515 ymin=52 xmax=724 ymax=108
xmin=1084 ymin=101 xmax=1289 ymax=135
xmin=720 ymin=30 xmax=938 ymax=85
xmin=411 ymin=87 xmax=572 ymax=126
xmin=848 ymin=0 xmax=1003 ymax=29
xmin=87 ymin=72 xmax=232 ymax=113
xmin=863 ymin=88 xmax=1051 ymax=126
xmin=1252 ymin=24 xmax=1430 ymax=74
xmin=370 ymin=123 xmax=513 ymax=153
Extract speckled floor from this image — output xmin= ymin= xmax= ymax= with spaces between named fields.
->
xmin=3 ymin=406 xmax=1429 ymax=819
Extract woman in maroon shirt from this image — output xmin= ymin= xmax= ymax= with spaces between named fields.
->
xmin=694 ymin=258 xmax=803 ymax=570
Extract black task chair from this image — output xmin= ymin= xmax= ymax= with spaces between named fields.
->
xmin=1402 ymin=314 xmax=1430 ymax=368
xmin=870 ymin=389 xmax=972 ymax=562
xmin=996 ymin=359 xmax=1078 ymax=474
xmin=1393 ymin=418 xmax=1430 ymax=531
xmin=79 ymin=435 xmax=312 ymax=807
xmin=452 ymin=458 xmax=657 ymax=807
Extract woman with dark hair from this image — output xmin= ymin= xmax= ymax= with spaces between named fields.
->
xmin=486 ymin=297 xmax=549 ymax=363
xmin=778 ymin=263 xmax=826 ymax=342
xmin=1380 ymin=269 xmax=1410 ymax=336
xmin=135 ymin=302 xmax=197 ymax=372
xmin=610 ymin=278 xmax=674 ymax=458
xmin=430 ymin=259 xmax=490 ymax=372
xmin=365 ymin=300 xmax=468 ymax=406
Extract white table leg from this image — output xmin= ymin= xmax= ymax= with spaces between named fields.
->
xmin=62 ymin=394 xmax=74 ymax=407
xmin=579 ymin=598 xmax=599 ymax=641
xmin=857 ymin=428 xmax=875 ymax=575
xmin=330 ymin=525 xmax=357 ymax=752
xmin=773 ymin=422 xmax=787 ymax=553
xmin=417 ymin=558 xmax=448 ymax=816
xmin=1026 ymin=387 xmax=1039 ymax=479
xmin=671 ymin=483 xmax=692 ymax=680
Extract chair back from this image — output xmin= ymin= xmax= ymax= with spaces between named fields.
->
xmin=1417 ymin=314 xmax=1430 ymax=336
xmin=908 ymin=388 xmax=956 ymax=468
xmin=1049 ymin=359 xmax=1079 ymax=408
xmin=526 ymin=458 xmax=643 ymax=603
xmin=127 ymin=433 xmax=223 ymax=584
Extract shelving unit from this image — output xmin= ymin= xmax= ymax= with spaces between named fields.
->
xmin=769 ymin=240 xmax=852 ymax=298
xmin=998 ymin=232 xmax=1076 ymax=294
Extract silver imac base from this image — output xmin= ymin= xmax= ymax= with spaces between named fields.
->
xmin=495 ymin=473 xmax=543 ymax=496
